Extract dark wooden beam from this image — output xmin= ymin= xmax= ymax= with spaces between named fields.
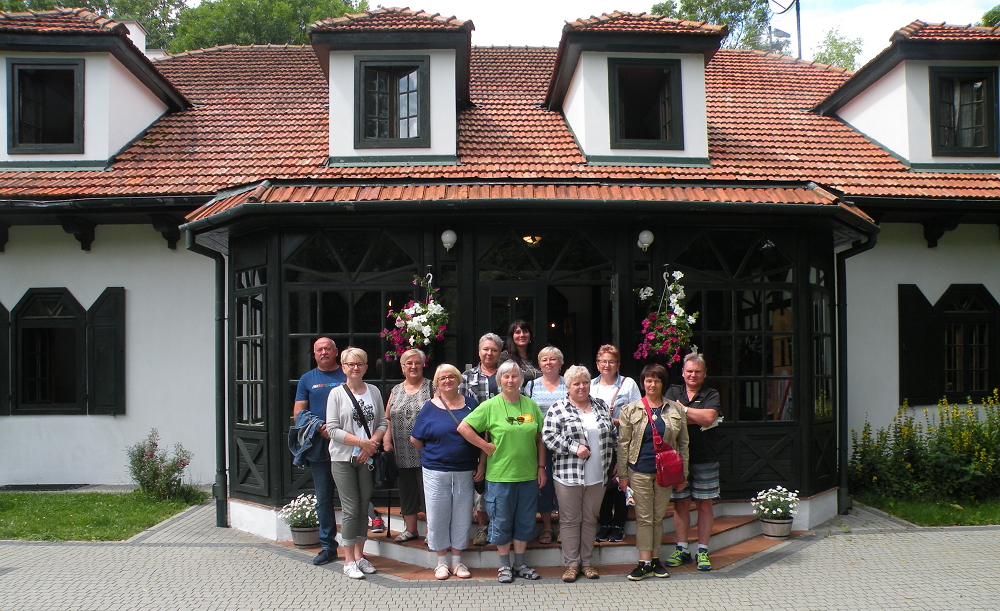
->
xmin=922 ymin=215 xmax=961 ymax=248
xmin=59 ymin=216 xmax=96 ymax=251
xmin=150 ymin=215 xmax=181 ymax=250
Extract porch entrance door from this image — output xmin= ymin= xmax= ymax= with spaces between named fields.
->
xmin=476 ymin=229 xmax=615 ymax=370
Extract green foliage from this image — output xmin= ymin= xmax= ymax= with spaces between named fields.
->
xmin=979 ymin=4 xmax=1000 ymax=27
xmin=651 ymin=0 xmax=772 ymax=50
xmin=126 ymin=428 xmax=194 ymax=500
xmin=0 ymin=490 xmax=206 ymax=541
xmin=108 ymin=0 xmax=186 ymax=50
xmin=812 ymin=27 xmax=863 ymax=71
xmin=169 ymin=0 xmax=364 ymax=53
xmin=850 ymin=392 xmax=1000 ymax=502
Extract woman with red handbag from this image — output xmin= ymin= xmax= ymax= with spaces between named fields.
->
xmin=617 ymin=363 xmax=689 ymax=581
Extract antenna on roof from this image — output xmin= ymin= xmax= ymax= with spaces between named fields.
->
xmin=770 ymin=0 xmax=802 ymax=59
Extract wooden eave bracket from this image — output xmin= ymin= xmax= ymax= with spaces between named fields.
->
xmin=150 ymin=214 xmax=181 ymax=250
xmin=59 ymin=216 xmax=96 ymax=251
xmin=0 ymin=222 xmax=8 ymax=252
xmin=922 ymin=215 xmax=961 ymax=248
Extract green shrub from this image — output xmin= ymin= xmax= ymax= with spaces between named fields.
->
xmin=126 ymin=429 xmax=194 ymax=500
xmin=850 ymin=391 xmax=1000 ymax=502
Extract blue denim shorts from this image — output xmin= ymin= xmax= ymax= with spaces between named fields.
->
xmin=485 ymin=479 xmax=538 ymax=545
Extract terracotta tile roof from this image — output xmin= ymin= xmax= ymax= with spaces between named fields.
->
xmin=187 ymin=181 xmax=855 ymax=223
xmin=890 ymin=20 xmax=1000 ymax=42
xmin=563 ymin=11 xmax=725 ymax=36
xmin=311 ymin=7 xmax=471 ymax=32
xmin=0 ymin=6 xmax=123 ymax=34
xmin=1 ymin=41 xmax=998 ymax=206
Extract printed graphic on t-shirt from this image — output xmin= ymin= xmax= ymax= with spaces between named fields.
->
xmin=352 ymin=396 xmax=376 ymax=430
xmin=311 ymin=382 xmax=342 ymax=389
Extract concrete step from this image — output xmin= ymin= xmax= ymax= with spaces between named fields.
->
xmin=359 ymin=504 xmax=760 ymax=569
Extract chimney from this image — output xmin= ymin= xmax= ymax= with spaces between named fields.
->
xmin=119 ymin=19 xmax=147 ymax=55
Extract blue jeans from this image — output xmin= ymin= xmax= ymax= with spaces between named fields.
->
xmin=311 ymin=461 xmax=339 ymax=552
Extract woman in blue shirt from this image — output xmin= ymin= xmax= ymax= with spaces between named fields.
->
xmin=410 ymin=364 xmax=480 ymax=580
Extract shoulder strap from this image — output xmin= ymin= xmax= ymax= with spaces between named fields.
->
xmin=641 ymin=397 xmax=664 ymax=447
xmin=608 ymin=383 xmax=622 ymax=415
xmin=344 ymin=384 xmax=373 ymax=439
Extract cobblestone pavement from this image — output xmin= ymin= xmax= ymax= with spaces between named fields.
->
xmin=1 ymin=502 xmax=997 ymax=611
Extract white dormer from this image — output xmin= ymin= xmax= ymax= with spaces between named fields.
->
xmin=0 ymin=8 xmax=187 ymax=169
xmin=544 ymin=12 xmax=725 ymax=166
xmin=816 ymin=22 xmax=1000 ymax=171
xmin=309 ymin=8 xmax=473 ymax=166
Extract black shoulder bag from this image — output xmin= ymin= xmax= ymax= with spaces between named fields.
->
xmin=344 ymin=385 xmax=398 ymax=490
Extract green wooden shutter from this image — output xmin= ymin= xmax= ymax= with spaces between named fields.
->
xmin=898 ymin=284 xmax=940 ymax=405
xmin=87 ymin=287 xmax=125 ymax=415
xmin=1 ymin=301 xmax=8 ymax=416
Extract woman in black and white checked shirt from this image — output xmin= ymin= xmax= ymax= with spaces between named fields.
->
xmin=542 ymin=365 xmax=617 ymax=582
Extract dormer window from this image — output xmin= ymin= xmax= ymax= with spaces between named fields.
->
xmin=354 ymin=56 xmax=430 ymax=149
xmin=929 ymin=67 xmax=998 ymax=157
xmin=608 ymin=58 xmax=684 ymax=150
xmin=6 ymin=58 xmax=84 ymax=154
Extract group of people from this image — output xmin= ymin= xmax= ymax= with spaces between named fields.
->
xmin=289 ymin=319 xmax=722 ymax=583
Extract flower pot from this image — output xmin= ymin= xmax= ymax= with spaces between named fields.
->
xmin=759 ymin=517 xmax=793 ymax=539
xmin=290 ymin=526 xmax=320 ymax=548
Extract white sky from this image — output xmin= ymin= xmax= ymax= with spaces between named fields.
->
xmin=410 ymin=0 xmax=995 ymax=66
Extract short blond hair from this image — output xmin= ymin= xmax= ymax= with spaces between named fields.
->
xmin=563 ymin=365 xmax=591 ymax=387
xmin=433 ymin=364 xmax=462 ymax=387
xmin=340 ymin=346 xmax=368 ymax=365
xmin=399 ymin=348 xmax=426 ymax=364
xmin=537 ymin=345 xmax=564 ymax=364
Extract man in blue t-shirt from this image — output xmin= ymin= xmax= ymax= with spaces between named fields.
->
xmin=293 ymin=337 xmax=347 ymax=565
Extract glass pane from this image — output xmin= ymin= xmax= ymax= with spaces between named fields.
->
xmin=944 ymin=323 xmax=961 ymax=392
xmin=437 ymin=287 xmax=460 ymax=333
xmin=288 ymin=292 xmax=318 ymax=335
xmin=21 ymin=327 xmax=77 ymax=404
xmin=767 ymin=377 xmax=793 ymax=420
xmin=24 ymin=297 xmax=73 ymax=319
xmin=324 ymin=229 xmax=378 ymax=273
xmin=739 ymin=380 xmax=763 ymax=421
xmin=480 ymin=233 xmax=538 ymax=278
xmin=320 ymin=292 xmax=350 ymax=334
xmin=236 ymin=268 xmax=267 ymax=290
xmin=354 ymin=292 xmax=384 ymax=335
xmin=684 ymin=290 xmax=703 ymax=332
xmin=711 ymin=230 xmax=758 ymax=277
xmin=812 ymin=335 xmax=832 ymax=376
xmin=741 ymin=237 xmax=793 ymax=282
xmin=766 ymin=291 xmax=793 ymax=332
xmin=674 ymin=233 xmax=727 ymax=278
xmin=812 ymin=291 xmax=831 ymax=334
xmin=399 ymin=118 xmax=407 ymax=138
xmin=736 ymin=335 xmax=763 ymax=376
xmin=712 ymin=377 xmax=733 ymax=420
xmin=409 ymin=116 xmax=418 ymax=138
xmin=551 ymin=234 xmax=612 ymax=279
xmin=398 ymin=92 xmax=408 ymax=117
xmin=814 ymin=378 xmax=833 ymax=419
xmin=702 ymin=335 xmax=734 ymax=376
xmin=736 ymin=291 xmax=763 ymax=332
xmin=356 ymin=232 xmax=416 ymax=279
xmin=766 ymin=335 xmax=793 ymax=376
xmin=703 ymin=290 xmax=732 ymax=331
xmin=285 ymin=232 xmax=344 ymax=281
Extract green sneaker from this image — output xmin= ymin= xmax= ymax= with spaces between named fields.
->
xmin=664 ymin=548 xmax=691 ymax=567
xmin=627 ymin=562 xmax=655 ymax=581
xmin=696 ymin=550 xmax=711 ymax=571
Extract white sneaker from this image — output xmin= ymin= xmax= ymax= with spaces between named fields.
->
xmin=343 ymin=562 xmax=365 ymax=579
xmin=355 ymin=556 xmax=377 ymax=574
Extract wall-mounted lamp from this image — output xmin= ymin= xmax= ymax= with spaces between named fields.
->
xmin=441 ymin=229 xmax=457 ymax=251
xmin=637 ymin=230 xmax=654 ymax=252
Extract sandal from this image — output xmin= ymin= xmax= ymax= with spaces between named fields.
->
xmin=513 ymin=564 xmax=541 ymax=580
xmin=394 ymin=530 xmax=417 ymax=543
xmin=538 ymin=529 xmax=554 ymax=545
xmin=582 ymin=566 xmax=600 ymax=579
xmin=498 ymin=566 xmax=514 ymax=583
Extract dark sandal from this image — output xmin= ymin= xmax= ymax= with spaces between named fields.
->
xmin=513 ymin=564 xmax=541 ymax=580
xmin=538 ymin=529 xmax=554 ymax=544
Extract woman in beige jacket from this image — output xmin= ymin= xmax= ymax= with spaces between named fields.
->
xmin=617 ymin=363 xmax=689 ymax=581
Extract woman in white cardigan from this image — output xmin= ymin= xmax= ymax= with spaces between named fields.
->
xmin=326 ymin=346 xmax=387 ymax=579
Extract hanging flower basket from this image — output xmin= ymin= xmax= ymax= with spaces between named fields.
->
xmin=381 ymin=273 xmax=450 ymax=361
xmin=633 ymin=269 xmax=699 ymax=366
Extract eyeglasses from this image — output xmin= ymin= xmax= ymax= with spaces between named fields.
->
xmin=438 ymin=375 xmax=457 ymax=382
xmin=505 ymin=415 xmax=529 ymax=425
xmin=343 ymin=362 xmax=366 ymax=369
xmin=597 ymin=360 xmax=619 ymax=366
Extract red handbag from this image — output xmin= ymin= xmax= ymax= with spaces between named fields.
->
xmin=642 ymin=398 xmax=685 ymax=488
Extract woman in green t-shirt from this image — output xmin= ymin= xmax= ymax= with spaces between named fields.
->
xmin=458 ymin=360 xmax=546 ymax=584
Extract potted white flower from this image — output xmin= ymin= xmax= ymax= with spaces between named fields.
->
xmin=750 ymin=485 xmax=799 ymax=538
xmin=278 ymin=494 xmax=320 ymax=547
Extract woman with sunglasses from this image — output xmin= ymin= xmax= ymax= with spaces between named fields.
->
xmin=458 ymin=360 xmax=545 ymax=583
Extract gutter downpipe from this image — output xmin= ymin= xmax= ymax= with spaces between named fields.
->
xmin=185 ymin=231 xmax=229 ymax=528
xmin=835 ymin=233 xmax=878 ymax=514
